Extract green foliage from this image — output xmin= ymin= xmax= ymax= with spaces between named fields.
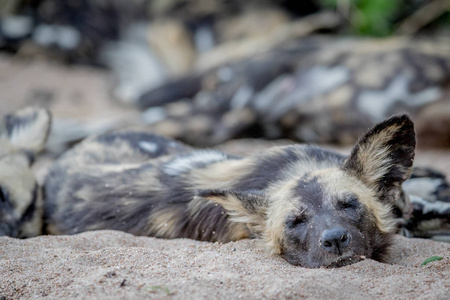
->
xmin=320 ymin=0 xmax=402 ymax=36
xmin=355 ymin=0 xmax=401 ymax=35
xmin=147 ymin=285 xmax=172 ymax=295
xmin=421 ymin=256 xmax=443 ymax=266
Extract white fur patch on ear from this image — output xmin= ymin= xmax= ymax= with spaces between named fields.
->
xmin=349 ymin=140 xmax=392 ymax=191
xmin=196 ymin=189 xmax=268 ymax=229
xmin=3 ymin=107 xmax=51 ymax=154
xmin=343 ymin=114 xmax=415 ymax=201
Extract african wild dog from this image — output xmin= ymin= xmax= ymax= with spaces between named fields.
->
xmin=0 ymin=107 xmax=51 ymax=237
xmin=44 ymin=114 xmax=415 ymax=268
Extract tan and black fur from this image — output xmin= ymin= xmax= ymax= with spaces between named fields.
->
xmin=44 ymin=114 xmax=415 ymax=268
xmin=0 ymin=107 xmax=51 ymax=237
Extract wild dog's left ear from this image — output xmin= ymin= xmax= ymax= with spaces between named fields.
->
xmin=196 ymin=189 xmax=269 ymax=226
xmin=343 ymin=114 xmax=415 ymax=203
xmin=3 ymin=106 xmax=52 ymax=155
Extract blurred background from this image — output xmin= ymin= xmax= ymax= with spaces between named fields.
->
xmin=1 ymin=0 xmax=450 ymax=155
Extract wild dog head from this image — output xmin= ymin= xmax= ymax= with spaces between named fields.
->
xmin=199 ymin=115 xmax=415 ymax=268
xmin=0 ymin=107 xmax=51 ymax=237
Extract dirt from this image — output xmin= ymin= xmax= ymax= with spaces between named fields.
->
xmin=0 ymin=231 xmax=448 ymax=299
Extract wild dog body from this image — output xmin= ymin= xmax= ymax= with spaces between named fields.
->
xmin=0 ymin=107 xmax=51 ymax=237
xmin=44 ymin=115 xmax=415 ymax=267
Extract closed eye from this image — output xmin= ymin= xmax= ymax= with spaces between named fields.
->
xmin=286 ymin=215 xmax=306 ymax=228
xmin=338 ymin=194 xmax=359 ymax=210
xmin=341 ymin=202 xmax=355 ymax=209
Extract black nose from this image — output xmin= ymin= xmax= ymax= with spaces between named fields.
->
xmin=320 ymin=228 xmax=351 ymax=255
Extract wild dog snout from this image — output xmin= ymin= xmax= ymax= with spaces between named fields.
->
xmin=320 ymin=228 xmax=351 ymax=255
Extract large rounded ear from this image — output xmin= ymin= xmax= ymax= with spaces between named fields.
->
xmin=3 ymin=107 xmax=52 ymax=155
xmin=342 ymin=114 xmax=415 ymax=204
xmin=196 ymin=189 xmax=268 ymax=228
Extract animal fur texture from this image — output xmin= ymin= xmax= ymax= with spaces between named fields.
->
xmin=0 ymin=107 xmax=51 ymax=237
xmin=44 ymin=114 xmax=415 ymax=268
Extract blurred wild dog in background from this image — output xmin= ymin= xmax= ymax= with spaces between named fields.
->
xmin=0 ymin=107 xmax=51 ymax=237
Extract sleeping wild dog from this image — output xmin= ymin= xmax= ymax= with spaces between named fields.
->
xmin=0 ymin=107 xmax=51 ymax=237
xmin=44 ymin=114 xmax=415 ymax=268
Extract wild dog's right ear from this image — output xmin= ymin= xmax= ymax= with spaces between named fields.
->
xmin=196 ymin=189 xmax=269 ymax=226
xmin=2 ymin=107 xmax=52 ymax=154
xmin=343 ymin=114 xmax=415 ymax=204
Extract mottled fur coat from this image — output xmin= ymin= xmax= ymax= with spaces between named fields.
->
xmin=44 ymin=115 xmax=415 ymax=267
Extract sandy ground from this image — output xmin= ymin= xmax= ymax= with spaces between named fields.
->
xmin=1 ymin=55 xmax=450 ymax=299
xmin=0 ymin=231 xmax=449 ymax=299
